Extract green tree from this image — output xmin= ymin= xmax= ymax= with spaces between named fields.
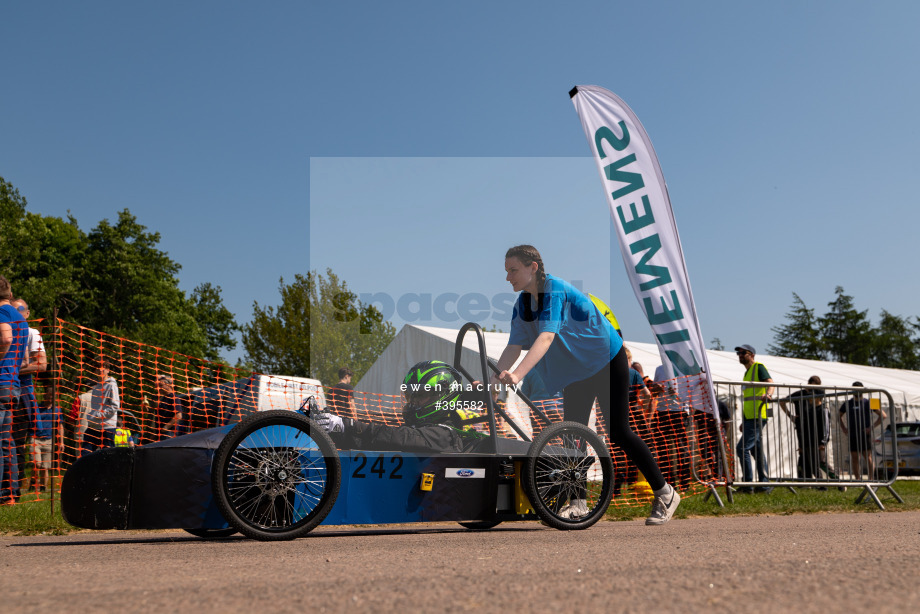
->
xmin=242 ymin=270 xmax=396 ymax=384
xmin=817 ymin=286 xmax=873 ymax=364
xmin=243 ymin=274 xmax=312 ymax=377
xmin=1 ymin=176 xmax=90 ymax=322
xmin=0 ymin=178 xmax=239 ymax=361
xmin=190 ymin=282 xmax=240 ymax=362
xmin=709 ymin=337 xmax=725 ymax=351
xmin=871 ymin=310 xmax=920 ymax=370
xmin=2 ymin=211 xmax=87 ymax=318
xmin=0 ymin=177 xmax=29 ymax=269
xmin=769 ymin=293 xmax=824 ymax=360
xmin=78 ymin=209 xmax=212 ymax=356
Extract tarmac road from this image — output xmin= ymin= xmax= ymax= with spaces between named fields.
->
xmin=3 ymin=512 xmax=919 ymax=613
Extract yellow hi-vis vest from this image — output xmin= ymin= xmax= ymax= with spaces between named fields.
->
xmin=114 ymin=428 xmax=132 ymax=447
xmin=742 ymin=362 xmax=769 ymax=420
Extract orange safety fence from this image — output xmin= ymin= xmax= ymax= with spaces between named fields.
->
xmin=2 ymin=318 xmax=729 ymax=513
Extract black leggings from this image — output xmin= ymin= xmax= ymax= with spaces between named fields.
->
xmin=563 ymin=346 xmax=666 ymax=491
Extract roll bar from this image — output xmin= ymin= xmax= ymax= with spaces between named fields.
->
xmin=452 ymin=322 xmax=553 ymax=449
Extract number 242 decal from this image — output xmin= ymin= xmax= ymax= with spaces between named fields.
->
xmin=351 ymin=453 xmax=403 ymax=479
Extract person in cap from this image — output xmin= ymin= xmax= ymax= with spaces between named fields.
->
xmin=734 ymin=344 xmax=774 ymax=493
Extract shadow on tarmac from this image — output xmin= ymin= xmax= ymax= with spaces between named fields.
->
xmin=8 ymin=523 xmax=542 ymax=547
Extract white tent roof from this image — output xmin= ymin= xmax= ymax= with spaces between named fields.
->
xmin=358 ymin=324 xmax=920 ymax=421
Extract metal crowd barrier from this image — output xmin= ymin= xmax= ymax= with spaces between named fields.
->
xmin=693 ymin=381 xmax=903 ymax=509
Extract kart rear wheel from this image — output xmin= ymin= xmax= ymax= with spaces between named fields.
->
xmin=184 ymin=528 xmax=238 ymax=539
xmin=522 ymin=421 xmax=613 ymax=530
xmin=458 ymin=520 xmax=502 ymax=530
xmin=212 ymin=410 xmax=341 ymax=541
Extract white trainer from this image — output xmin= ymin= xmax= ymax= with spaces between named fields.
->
xmin=557 ymin=499 xmax=589 ymax=519
xmin=646 ymin=485 xmax=680 ymax=526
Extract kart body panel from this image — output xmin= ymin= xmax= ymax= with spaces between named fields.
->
xmin=61 ymin=425 xmax=534 ymax=531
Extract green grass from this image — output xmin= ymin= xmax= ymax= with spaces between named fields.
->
xmin=4 ymin=481 xmax=920 ymax=536
xmin=0 ymin=495 xmax=73 ymax=536
xmin=606 ymin=480 xmax=920 ymax=521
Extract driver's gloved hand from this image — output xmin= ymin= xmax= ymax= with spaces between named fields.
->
xmin=298 ymin=396 xmax=347 ymax=433
xmin=298 ymin=396 xmax=321 ymax=417
xmin=311 ymin=411 xmax=345 ymax=433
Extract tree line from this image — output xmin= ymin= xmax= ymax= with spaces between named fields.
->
xmin=1 ymin=176 xmax=393 ymax=382
xmin=769 ymin=287 xmax=920 ymax=370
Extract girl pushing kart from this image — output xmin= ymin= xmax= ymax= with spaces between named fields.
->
xmin=492 ymin=245 xmax=680 ymax=525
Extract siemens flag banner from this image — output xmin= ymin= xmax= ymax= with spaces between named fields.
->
xmin=570 ymin=85 xmax=717 ymax=416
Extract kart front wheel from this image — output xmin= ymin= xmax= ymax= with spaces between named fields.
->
xmin=212 ymin=410 xmax=341 ymax=541
xmin=522 ymin=421 xmax=613 ymax=530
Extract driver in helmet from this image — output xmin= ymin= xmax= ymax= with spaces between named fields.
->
xmin=305 ymin=360 xmax=529 ymax=455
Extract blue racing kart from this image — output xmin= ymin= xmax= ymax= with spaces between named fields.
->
xmin=61 ymin=324 xmax=614 ymax=540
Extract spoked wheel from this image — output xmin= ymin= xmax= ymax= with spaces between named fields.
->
xmin=522 ymin=421 xmax=613 ymax=530
xmin=458 ymin=520 xmax=502 ymax=530
xmin=184 ymin=528 xmax=238 ymax=539
xmin=212 ymin=410 xmax=341 ymax=541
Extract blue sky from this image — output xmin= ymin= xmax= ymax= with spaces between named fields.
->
xmin=3 ymin=2 xmax=919 ymax=366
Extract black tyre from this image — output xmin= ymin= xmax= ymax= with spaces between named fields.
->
xmin=212 ymin=410 xmax=341 ymax=541
xmin=458 ymin=520 xmax=502 ymax=530
xmin=184 ymin=528 xmax=238 ymax=539
xmin=522 ymin=421 xmax=613 ymax=530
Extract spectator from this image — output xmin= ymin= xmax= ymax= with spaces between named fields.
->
xmin=734 ymin=344 xmax=774 ymax=493
xmin=625 ymin=350 xmax=652 ymax=422
xmin=651 ymin=365 xmax=691 ymax=492
xmin=82 ymin=360 xmax=120 ymax=454
xmin=114 ymin=415 xmax=136 ymax=448
xmin=611 ymin=354 xmax=653 ymax=496
xmin=631 ymin=360 xmax=653 ymax=393
xmin=141 ymin=375 xmax=182 ymax=443
xmin=838 ymin=382 xmax=885 ymax=480
xmin=328 ymin=367 xmax=358 ymax=420
xmin=701 ymin=398 xmax=733 ymax=481
xmin=69 ymin=389 xmax=92 ymax=461
xmin=0 ymin=276 xmax=28 ymax=503
xmin=780 ymin=376 xmax=828 ymax=484
xmin=11 ymin=298 xmax=46 ymax=496
xmin=28 ymin=391 xmax=63 ymax=493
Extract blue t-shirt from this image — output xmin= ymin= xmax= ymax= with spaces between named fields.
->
xmin=0 ymin=304 xmax=28 ymax=387
xmin=509 ymin=274 xmax=622 ymax=395
xmin=31 ymin=404 xmax=61 ymax=440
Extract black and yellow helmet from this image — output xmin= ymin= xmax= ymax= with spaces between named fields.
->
xmin=401 ymin=360 xmax=463 ymax=426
